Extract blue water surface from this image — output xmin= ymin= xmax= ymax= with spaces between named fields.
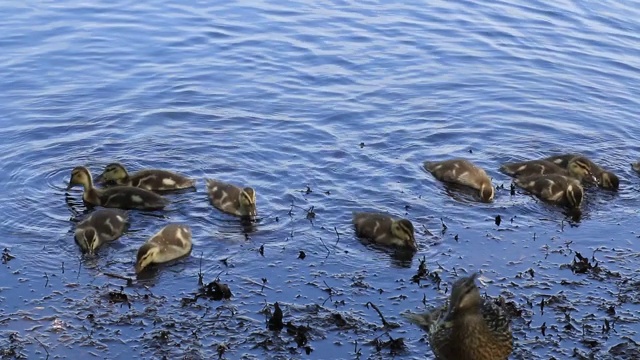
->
xmin=1 ymin=0 xmax=640 ymax=359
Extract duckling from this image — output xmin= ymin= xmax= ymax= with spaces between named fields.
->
xmin=500 ymin=159 xmax=597 ymax=184
xmin=352 ymin=212 xmax=417 ymax=251
xmin=513 ymin=174 xmax=583 ymax=209
xmin=96 ymin=163 xmax=196 ymax=192
xmin=205 ymin=179 xmax=256 ymax=217
xmin=74 ymin=209 xmax=128 ymax=256
xmin=404 ymin=273 xmax=513 ymax=360
xmin=632 ymin=161 xmax=640 ymax=173
xmin=135 ymin=224 xmax=193 ymax=274
xmin=544 ymin=154 xmax=619 ymax=190
xmin=424 ymin=159 xmax=494 ymax=202
xmin=67 ymin=166 xmax=168 ymax=210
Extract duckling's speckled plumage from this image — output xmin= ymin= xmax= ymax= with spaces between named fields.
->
xmin=74 ymin=208 xmax=128 ymax=255
xmin=97 ymin=163 xmax=196 ymax=192
xmin=514 ymin=173 xmax=583 ymax=209
xmin=135 ymin=224 xmax=193 ymax=274
xmin=352 ymin=212 xmax=417 ymax=251
xmin=544 ymin=154 xmax=619 ymax=190
xmin=404 ymin=273 xmax=513 ymax=360
xmin=500 ymin=158 xmax=596 ymax=184
xmin=424 ymin=159 xmax=494 ymax=202
xmin=68 ymin=166 xmax=168 ymax=210
xmin=205 ymin=179 xmax=256 ymax=217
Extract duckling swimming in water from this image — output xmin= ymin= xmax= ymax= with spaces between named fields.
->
xmin=74 ymin=208 xmax=128 ymax=256
xmin=205 ymin=179 xmax=256 ymax=217
xmin=544 ymin=154 xmax=619 ymax=190
xmin=424 ymin=159 xmax=494 ymax=202
xmin=513 ymin=174 xmax=583 ymax=209
xmin=404 ymin=272 xmax=513 ymax=360
xmin=96 ymin=163 xmax=196 ymax=192
xmin=352 ymin=212 xmax=417 ymax=251
xmin=500 ymin=158 xmax=597 ymax=185
xmin=135 ymin=224 xmax=193 ymax=274
xmin=68 ymin=166 xmax=168 ymax=211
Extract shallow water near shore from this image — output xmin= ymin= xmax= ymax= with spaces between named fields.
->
xmin=1 ymin=0 xmax=640 ymax=359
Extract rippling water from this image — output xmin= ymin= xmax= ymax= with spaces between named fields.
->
xmin=1 ymin=0 xmax=640 ymax=359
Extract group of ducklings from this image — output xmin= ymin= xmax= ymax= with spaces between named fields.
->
xmin=67 ymin=163 xmax=256 ymax=273
xmin=425 ymin=153 xmax=619 ymax=209
xmin=402 ymin=154 xmax=622 ymax=360
xmin=66 ymin=153 xmax=625 ymax=360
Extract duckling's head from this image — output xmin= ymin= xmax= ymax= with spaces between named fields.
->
xmin=567 ymin=158 xmax=597 ymax=183
xmin=135 ymin=243 xmax=158 ymax=274
xmin=565 ymin=183 xmax=584 ymax=209
xmin=68 ymin=166 xmax=94 ymax=190
xmin=76 ymin=228 xmax=99 ymax=256
xmin=480 ymin=181 xmax=495 ymax=202
xmin=445 ymin=272 xmax=481 ymax=321
xmin=240 ymin=187 xmax=257 ymax=215
xmin=97 ymin=163 xmax=128 ymax=183
xmin=599 ymin=171 xmax=619 ymax=190
xmin=390 ymin=219 xmax=418 ymax=251
xmin=632 ymin=162 xmax=640 ymax=173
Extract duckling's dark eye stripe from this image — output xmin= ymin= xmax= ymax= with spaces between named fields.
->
xmin=577 ymin=163 xmax=591 ymax=172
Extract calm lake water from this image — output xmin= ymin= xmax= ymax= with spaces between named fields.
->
xmin=1 ymin=0 xmax=640 ymax=359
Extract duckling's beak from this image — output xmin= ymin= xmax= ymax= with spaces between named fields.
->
xmin=443 ymin=308 xmax=456 ymax=322
xmin=66 ymin=181 xmax=75 ymax=190
xmin=94 ymin=173 xmax=105 ymax=184
xmin=409 ymin=236 xmax=418 ymax=251
xmin=135 ymin=262 xmax=146 ymax=274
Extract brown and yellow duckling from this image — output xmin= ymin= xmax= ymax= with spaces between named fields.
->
xmin=205 ymin=179 xmax=256 ymax=217
xmin=632 ymin=161 xmax=640 ymax=173
xmin=424 ymin=159 xmax=494 ymax=202
xmin=96 ymin=163 xmax=196 ymax=192
xmin=513 ymin=173 xmax=583 ymax=209
xmin=544 ymin=154 xmax=619 ymax=190
xmin=74 ymin=208 xmax=128 ymax=256
xmin=352 ymin=212 xmax=417 ymax=251
xmin=404 ymin=272 xmax=513 ymax=360
xmin=68 ymin=166 xmax=168 ymax=210
xmin=135 ymin=224 xmax=193 ymax=274
xmin=500 ymin=158 xmax=597 ymax=184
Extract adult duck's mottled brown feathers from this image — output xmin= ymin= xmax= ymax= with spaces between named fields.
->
xmin=404 ymin=273 xmax=513 ymax=360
